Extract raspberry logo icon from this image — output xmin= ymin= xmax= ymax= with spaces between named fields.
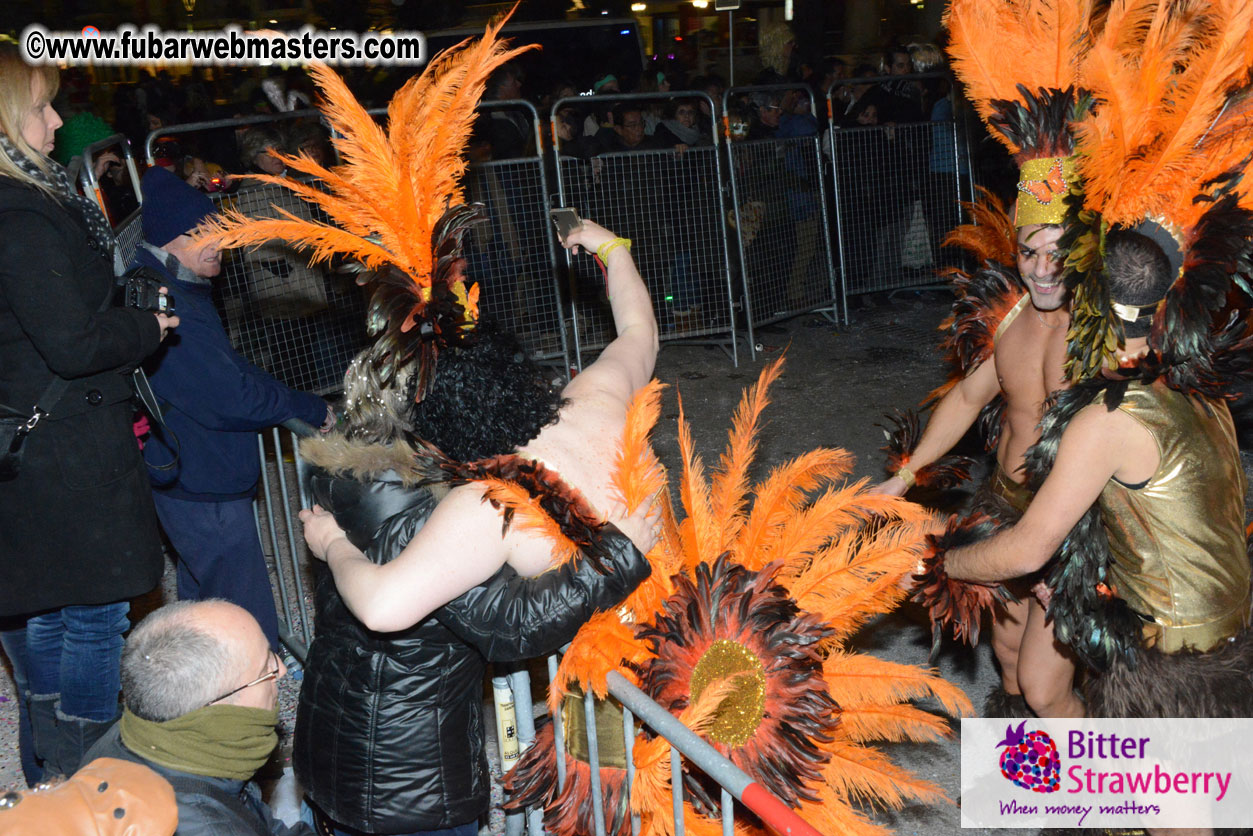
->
xmin=996 ymin=721 xmax=1060 ymax=793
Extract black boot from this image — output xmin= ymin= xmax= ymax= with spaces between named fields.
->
xmin=983 ymin=685 xmax=1036 ymax=718
xmin=27 ymin=693 xmax=63 ymax=778
xmin=52 ymin=708 xmax=120 ymax=775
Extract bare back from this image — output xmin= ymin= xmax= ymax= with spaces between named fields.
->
xmin=310 ymin=223 xmax=659 ymax=633
xmin=993 ymin=299 xmax=1070 ymax=482
xmin=504 ymin=375 xmax=641 ymax=575
xmin=433 ymin=231 xmax=657 ymax=582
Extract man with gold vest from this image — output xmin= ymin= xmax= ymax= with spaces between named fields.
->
xmin=942 ymin=226 xmax=1252 ymax=724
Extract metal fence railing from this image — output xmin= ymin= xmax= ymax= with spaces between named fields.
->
xmin=493 ymin=661 xmax=825 ymax=836
xmin=463 ymin=101 xmax=570 ymax=366
xmin=825 ymin=73 xmax=972 ymax=298
xmin=723 ymin=84 xmax=840 ymax=358
xmin=552 ymin=92 xmax=741 ymax=367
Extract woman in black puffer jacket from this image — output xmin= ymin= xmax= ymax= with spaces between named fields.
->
xmin=295 ymin=434 xmax=649 ymax=835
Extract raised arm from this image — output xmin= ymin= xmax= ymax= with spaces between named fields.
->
xmin=558 ymin=220 xmax=659 ymax=400
xmin=875 ymin=357 xmax=1001 ymax=495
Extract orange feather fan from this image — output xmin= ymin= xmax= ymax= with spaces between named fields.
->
xmin=506 ymin=360 xmax=970 ymax=836
xmin=197 ymin=13 xmax=535 ymax=293
xmin=195 ymin=10 xmax=541 ymax=399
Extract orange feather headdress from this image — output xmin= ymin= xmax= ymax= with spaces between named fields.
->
xmin=1062 ymin=0 xmax=1253 ymax=384
xmin=503 ymin=360 xmax=971 ymax=836
xmin=197 ymin=12 xmax=536 ymax=400
xmin=945 ymin=0 xmax=1096 ymax=227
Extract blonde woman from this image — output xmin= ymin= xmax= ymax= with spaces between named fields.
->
xmin=0 ymin=43 xmax=176 ymax=782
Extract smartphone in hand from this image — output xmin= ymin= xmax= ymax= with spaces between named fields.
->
xmin=549 ymin=207 xmax=582 ymax=243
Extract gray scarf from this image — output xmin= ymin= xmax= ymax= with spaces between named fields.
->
xmin=0 ymin=135 xmax=115 ymax=258
xmin=660 ymin=118 xmax=702 ymax=146
xmin=139 ymin=241 xmax=212 ymax=286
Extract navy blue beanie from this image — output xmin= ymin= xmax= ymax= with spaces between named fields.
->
xmin=141 ymin=166 xmax=218 ymax=247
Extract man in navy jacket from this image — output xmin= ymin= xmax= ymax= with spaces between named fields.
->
xmin=133 ymin=167 xmax=332 ymax=650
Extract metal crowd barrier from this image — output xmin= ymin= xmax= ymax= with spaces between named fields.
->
xmin=495 ymin=658 xmax=824 ymax=836
xmin=551 ymin=92 xmax=741 ymax=367
xmin=461 ymin=100 xmax=571 ymax=366
xmin=142 ymin=108 xmax=327 ymax=169
xmin=825 ymin=72 xmax=971 ymax=297
xmin=258 ymin=422 xmax=316 ymax=659
xmin=722 ymin=84 xmax=841 ymax=359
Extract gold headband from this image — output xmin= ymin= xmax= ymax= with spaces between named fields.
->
xmin=1110 ymin=300 xmax=1159 ymax=323
xmin=1016 ymin=156 xmax=1077 ymax=227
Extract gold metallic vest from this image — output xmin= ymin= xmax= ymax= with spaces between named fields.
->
xmin=1096 ymin=381 xmax=1250 ymax=653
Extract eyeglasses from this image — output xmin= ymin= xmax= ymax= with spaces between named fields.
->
xmin=203 ymin=650 xmax=280 ymax=707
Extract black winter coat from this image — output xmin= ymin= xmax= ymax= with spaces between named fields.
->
xmin=88 ymin=725 xmax=314 ymax=836
xmin=295 ymin=468 xmax=649 ymax=833
xmin=0 ymin=180 xmax=164 ymax=617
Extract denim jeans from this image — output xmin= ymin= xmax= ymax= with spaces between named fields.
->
xmin=24 ymin=601 xmax=129 ymax=720
xmin=0 ymin=620 xmax=42 ymax=785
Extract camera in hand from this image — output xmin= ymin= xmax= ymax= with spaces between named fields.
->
xmin=119 ymin=269 xmax=175 ymax=316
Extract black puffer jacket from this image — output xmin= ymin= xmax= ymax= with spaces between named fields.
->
xmin=295 ymin=468 xmax=649 ymax=833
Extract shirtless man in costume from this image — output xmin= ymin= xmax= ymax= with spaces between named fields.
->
xmin=299 ymin=218 xmax=658 ymax=631
xmin=872 ymin=0 xmax=1099 ymax=718
xmin=879 ymin=212 xmax=1082 ymax=719
xmin=944 ymin=229 xmax=1251 ymax=836
xmin=882 ymin=122 xmax=1087 ymax=721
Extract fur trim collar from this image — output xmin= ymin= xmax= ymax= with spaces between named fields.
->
xmin=301 ymin=434 xmax=431 ymax=485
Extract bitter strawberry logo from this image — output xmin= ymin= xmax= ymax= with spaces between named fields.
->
xmin=996 ymin=721 xmax=1061 ymax=793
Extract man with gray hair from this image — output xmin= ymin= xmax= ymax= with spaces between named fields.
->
xmin=86 ymin=600 xmax=312 ymax=836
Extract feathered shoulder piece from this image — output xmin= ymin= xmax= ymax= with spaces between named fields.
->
xmin=879 ymin=190 xmax=1021 ymax=487
xmin=1064 ymin=0 xmax=1253 ymax=384
xmin=1020 ymin=379 xmax=1145 ymax=670
xmin=929 ymin=189 xmax=1022 ymax=404
xmin=415 ymin=439 xmax=616 ymax=575
xmin=197 ymin=11 xmax=536 ymax=399
xmin=945 ymin=0 xmax=1095 ymax=142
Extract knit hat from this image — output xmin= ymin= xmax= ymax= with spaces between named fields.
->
xmin=141 ymin=166 xmax=217 ymax=247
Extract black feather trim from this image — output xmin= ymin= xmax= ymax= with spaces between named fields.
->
xmin=987 ymin=85 xmax=1090 ymax=164
xmin=876 ymin=409 xmax=977 ymax=490
xmin=911 ymin=513 xmax=1016 ymax=659
xmin=413 ymin=440 xmax=615 ymax=574
xmin=1022 ymin=379 xmax=1142 ymax=672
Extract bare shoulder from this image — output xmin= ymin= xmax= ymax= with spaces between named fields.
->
xmin=558 ymin=357 xmax=638 ymax=418
xmin=1062 ymin=397 xmax=1152 ymax=465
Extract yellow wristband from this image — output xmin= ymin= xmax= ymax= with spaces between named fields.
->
xmin=596 ymin=237 xmax=632 ymax=263
xmin=895 ymin=466 xmax=916 ymax=489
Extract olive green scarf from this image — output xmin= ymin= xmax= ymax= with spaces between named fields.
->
xmin=120 ymin=704 xmax=278 ymax=781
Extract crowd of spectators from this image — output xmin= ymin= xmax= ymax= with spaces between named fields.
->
xmin=0 ymin=19 xmax=999 ymax=836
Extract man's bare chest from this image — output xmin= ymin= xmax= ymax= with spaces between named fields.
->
xmin=994 ymin=316 xmax=1069 ymax=410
